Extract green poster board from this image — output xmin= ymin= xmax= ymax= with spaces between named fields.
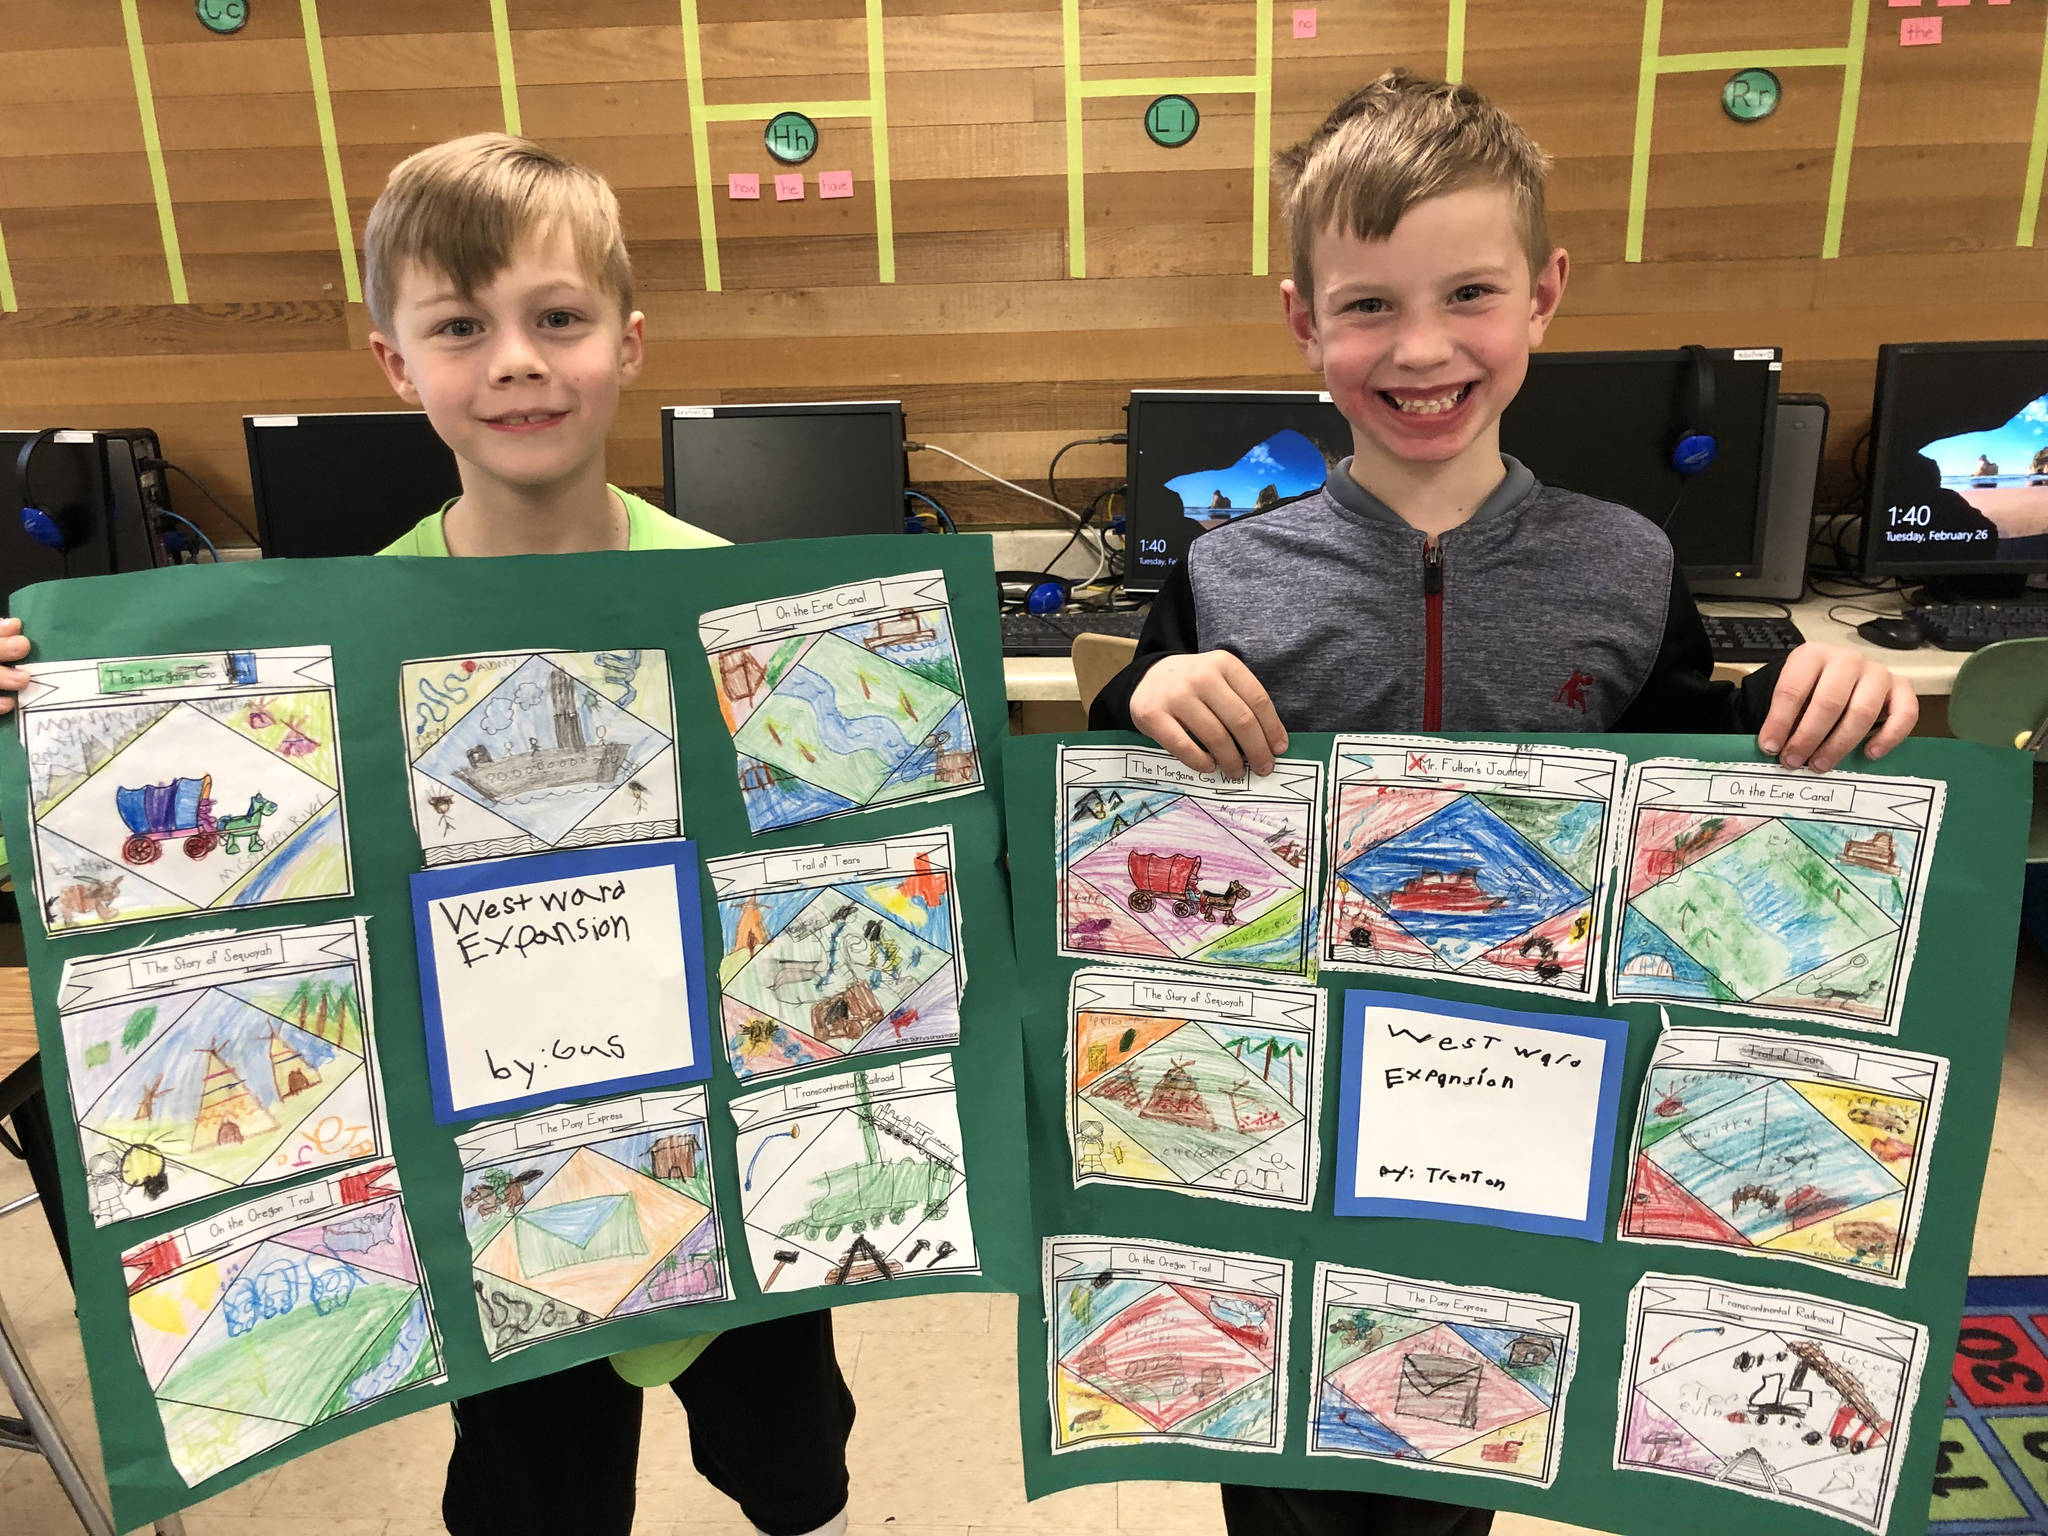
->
xmin=1004 ymin=730 xmax=2029 ymax=1536
xmin=0 ymin=538 xmax=1031 ymax=1531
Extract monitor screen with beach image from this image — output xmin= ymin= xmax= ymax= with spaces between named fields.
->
xmin=1124 ymin=392 xmax=1351 ymax=593
xmin=1866 ymin=342 xmax=2048 ymax=578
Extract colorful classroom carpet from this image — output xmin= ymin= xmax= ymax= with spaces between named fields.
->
xmin=1931 ymin=1277 xmax=2048 ymax=1533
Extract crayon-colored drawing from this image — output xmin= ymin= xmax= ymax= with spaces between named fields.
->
xmin=60 ymin=921 xmax=387 ymax=1228
xmin=402 ymin=649 xmax=680 ymax=866
xmin=711 ymin=830 xmax=963 ymax=1081
xmin=1057 ymin=747 xmax=1322 ymax=977
xmin=459 ymin=1089 xmax=729 ymax=1359
xmin=1323 ymin=740 xmax=1623 ymax=999
xmin=1612 ymin=763 xmax=1943 ymax=1033
xmin=122 ymin=1173 xmax=443 ymax=1486
xmin=1067 ymin=969 xmax=1322 ymax=1209
xmin=1309 ymin=1266 xmax=1578 ymax=1487
xmin=1047 ymin=1237 xmax=1290 ymax=1453
xmin=700 ymin=573 xmax=982 ymax=834
xmin=20 ymin=649 xmax=352 ymax=932
xmin=1617 ymin=1274 xmax=1926 ymax=1533
xmin=1621 ymin=1027 xmax=1945 ymax=1286
xmin=729 ymin=1054 xmax=976 ymax=1293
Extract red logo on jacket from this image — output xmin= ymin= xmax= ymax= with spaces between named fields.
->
xmin=1555 ymin=670 xmax=1595 ymax=714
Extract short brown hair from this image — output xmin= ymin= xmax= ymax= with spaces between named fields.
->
xmin=1276 ymin=70 xmax=1552 ymax=309
xmin=362 ymin=133 xmax=633 ymax=333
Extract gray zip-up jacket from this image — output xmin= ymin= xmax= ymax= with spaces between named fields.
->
xmin=1091 ymin=455 xmax=1780 ymax=736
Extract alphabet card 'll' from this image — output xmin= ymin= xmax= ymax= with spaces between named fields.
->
xmin=411 ymin=841 xmax=713 ymax=1122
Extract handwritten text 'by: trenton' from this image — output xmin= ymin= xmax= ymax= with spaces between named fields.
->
xmin=1375 ymin=1017 xmax=1589 ymax=1194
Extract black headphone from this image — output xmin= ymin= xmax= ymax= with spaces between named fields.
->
xmin=1671 ymin=345 xmax=1719 ymax=477
xmin=18 ymin=429 xmax=84 ymax=550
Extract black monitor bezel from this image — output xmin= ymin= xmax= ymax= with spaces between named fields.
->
xmin=660 ymin=400 xmax=907 ymax=542
xmin=1510 ymin=346 xmax=1782 ymax=582
xmin=1860 ymin=338 xmax=2048 ymax=580
xmin=243 ymin=409 xmax=461 ymax=559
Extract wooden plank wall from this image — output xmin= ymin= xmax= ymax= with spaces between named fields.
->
xmin=3 ymin=0 xmax=2047 ymax=544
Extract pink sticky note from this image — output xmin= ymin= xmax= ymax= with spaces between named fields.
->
xmin=818 ymin=169 xmax=854 ymax=199
xmin=1936 ymin=0 xmax=1969 ymax=8
xmin=728 ymin=173 xmax=760 ymax=200
xmin=1992 ymin=1 xmax=2012 ymax=7
xmin=1901 ymin=13 xmax=1942 ymax=40
xmin=1292 ymin=7 xmax=1317 ymax=38
xmin=774 ymin=173 xmax=804 ymax=201
xmin=1888 ymin=0 xmax=1921 ymax=7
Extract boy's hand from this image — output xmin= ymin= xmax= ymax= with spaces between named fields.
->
xmin=1128 ymin=650 xmax=1289 ymax=777
xmin=0 ymin=617 xmax=28 ymax=718
xmin=1756 ymin=643 xmax=1917 ymax=773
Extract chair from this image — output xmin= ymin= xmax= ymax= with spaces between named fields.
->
xmin=1070 ymin=633 xmax=1138 ymax=720
xmin=1949 ymin=636 xmax=2048 ymax=861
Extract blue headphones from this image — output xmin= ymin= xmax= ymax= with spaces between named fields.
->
xmin=17 ymin=429 xmax=79 ymax=550
xmin=1671 ymin=345 xmax=1719 ymax=477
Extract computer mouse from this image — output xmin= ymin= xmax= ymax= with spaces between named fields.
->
xmin=1856 ymin=616 xmax=1927 ymax=650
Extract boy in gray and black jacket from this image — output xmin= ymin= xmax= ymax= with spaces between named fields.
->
xmin=1091 ymin=70 xmax=1916 ymax=1536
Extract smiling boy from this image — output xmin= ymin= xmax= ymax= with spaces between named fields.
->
xmin=1089 ymin=71 xmax=1913 ymax=1536
xmin=363 ymin=136 xmax=854 ymax=1536
xmin=1092 ymin=72 xmax=1914 ymax=790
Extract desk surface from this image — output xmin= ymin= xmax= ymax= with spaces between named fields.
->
xmin=1001 ymin=594 xmax=1970 ymax=704
xmin=1 ymin=967 xmax=34 ymax=1088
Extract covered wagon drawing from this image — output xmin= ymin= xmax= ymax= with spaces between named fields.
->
xmin=1125 ymin=852 xmax=1249 ymax=924
xmin=114 ymin=775 xmax=277 ymax=865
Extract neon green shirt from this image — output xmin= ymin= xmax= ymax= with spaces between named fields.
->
xmin=376 ymin=486 xmax=727 ymax=556
xmin=379 ymin=484 xmax=721 ymax=1385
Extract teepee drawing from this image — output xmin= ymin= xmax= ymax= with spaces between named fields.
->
xmin=192 ymin=1045 xmax=276 ymax=1149
xmin=268 ymin=1028 xmax=320 ymax=1100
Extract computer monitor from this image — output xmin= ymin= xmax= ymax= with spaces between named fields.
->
xmin=1122 ymin=390 xmax=1352 ymax=594
xmin=2 ymin=429 xmax=160 ymax=614
xmin=1861 ymin=340 xmax=2048 ymax=593
xmin=244 ymin=411 xmax=464 ymax=558
xmin=1122 ymin=354 xmax=1779 ymax=594
xmin=1501 ymin=347 xmax=1781 ymax=583
xmin=661 ymin=401 xmax=906 ymax=543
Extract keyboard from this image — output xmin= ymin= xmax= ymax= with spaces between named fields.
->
xmin=1000 ymin=608 xmax=1149 ymax=657
xmin=1701 ymin=613 xmax=1805 ymax=664
xmin=1907 ymin=599 xmax=2048 ymax=651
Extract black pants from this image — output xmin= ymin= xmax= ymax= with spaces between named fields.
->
xmin=1221 ymin=1486 xmax=1496 ymax=1536
xmin=443 ymin=1313 xmax=855 ymax=1536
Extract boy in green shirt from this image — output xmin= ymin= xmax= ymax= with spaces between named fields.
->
xmin=365 ymin=133 xmax=854 ymax=1536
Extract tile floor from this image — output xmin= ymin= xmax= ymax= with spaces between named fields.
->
xmin=6 ymin=942 xmax=2046 ymax=1536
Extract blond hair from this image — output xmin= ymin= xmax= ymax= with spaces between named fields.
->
xmin=1276 ymin=70 xmax=1552 ymax=309
xmin=362 ymin=133 xmax=633 ymax=333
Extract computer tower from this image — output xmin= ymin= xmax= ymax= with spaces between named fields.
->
xmin=2 ymin=429 xmax=170 ymax=613
xmin=1690 ymin=393 xmax=1826 ymax=602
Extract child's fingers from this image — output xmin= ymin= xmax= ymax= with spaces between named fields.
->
xmin=1861 ymin=677 xmax=1919 ymax=761
xmin=1192 ymin=671 xmax=1275 ymax=777
xmin=1778 ymin=655 xmax=1860 ymax=768
xmin=1755 ymin=644 xmax=1821 ymax=756
xmin=1217 ymin=654 xmax=1288 ymax=758
xmin=1179 ymin=698 xmax=1248 ymax=779
xmin=1135 ymin=702 xmax=1218 ymax=774
xmin=0 ymin=629 xmax=27 ymax=665
xmin=1805 ymin=667 xmax=1893 ymax=773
